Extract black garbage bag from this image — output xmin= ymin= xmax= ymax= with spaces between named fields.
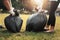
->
xmin=4 ymin=15 xmax=23 ymax=33
xmin=26 ymin=12 xmax=47 ymax=32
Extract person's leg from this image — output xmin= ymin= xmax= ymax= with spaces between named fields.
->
xmin=0 ymin=0 xmax=19 ymax=28
xmin=3 ymin=0 xmax=15 ymax=16
xmin=45 ymin=1 xmax=59 ymax=32
xmin=3 ymin=0 xmax=19 ymax=16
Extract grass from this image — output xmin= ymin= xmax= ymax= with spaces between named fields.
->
xmin=0 ymin=13 xmax=60 ymax=40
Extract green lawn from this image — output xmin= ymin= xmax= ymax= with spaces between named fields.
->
xmin=0 ymin=14 xmax=60 ymax=40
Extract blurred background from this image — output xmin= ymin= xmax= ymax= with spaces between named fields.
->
xmin=0 ymin=0 xmax=60 ymax=16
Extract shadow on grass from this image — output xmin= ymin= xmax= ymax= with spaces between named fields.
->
xmin=19 ymin=31 xmax=55 ymax=37
xmin=0 ymin=29 xmax=16 ymax=38
xmin=0 ymin=28 xmax=56 ymax=40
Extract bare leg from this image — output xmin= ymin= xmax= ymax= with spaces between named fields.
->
xmin=3 ymin=0 xmax=15 ymax=15
xmin=3 ymin=0 xmax=10 ymax=11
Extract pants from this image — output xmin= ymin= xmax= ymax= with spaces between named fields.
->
xmin=47 ymin=1 xmax=59 ymax=26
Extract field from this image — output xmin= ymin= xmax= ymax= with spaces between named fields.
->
xmin=0 ymin=14 xmax=60 ymax=40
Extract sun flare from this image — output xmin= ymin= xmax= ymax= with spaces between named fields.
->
xmin=34 ymin=0 xmax=43 ymax=8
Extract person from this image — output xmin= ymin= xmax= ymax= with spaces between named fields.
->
xmin=0 ymin=0 xmax=19 ymax=28
xmin=44 ymin=0 xmax=60 ymax=32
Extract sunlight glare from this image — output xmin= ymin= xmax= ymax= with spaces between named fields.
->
xmin=34 ymin=0 xmax=43 ymax=8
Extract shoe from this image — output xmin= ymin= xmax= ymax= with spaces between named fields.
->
xmin=44 ymin=30 xmax=54 ymax=33
xmin=0 ymin=25 xmax=4 ymax=29
xmin=44 ymin=27 xmax=49 ymax=30
xmin=43 ymin=29 xmax=49 ymax=31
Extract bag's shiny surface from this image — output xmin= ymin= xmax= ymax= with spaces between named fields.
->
xmin=26 ymin=13 xmax=47 ymax=32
